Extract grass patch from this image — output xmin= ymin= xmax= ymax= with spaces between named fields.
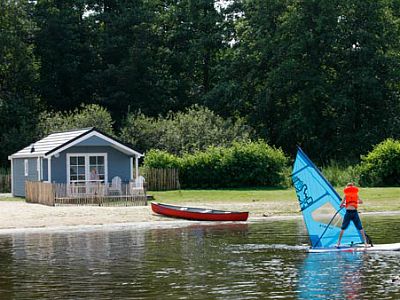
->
xmin=150 ymin=188 xmax=297 ymax=203
xmin=150 ymin=187 xmax=400 ymax=214
xmin=0 ymin=196 xmax=23 ymax=202
xmin=359 ymin=187 xmax=400 ymax=212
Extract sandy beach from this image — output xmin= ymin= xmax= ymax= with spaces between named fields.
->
xmin=0 ymin=200 xmax=283 ymax=232
xmin=1 ymin=199 xmax=399 ymax=233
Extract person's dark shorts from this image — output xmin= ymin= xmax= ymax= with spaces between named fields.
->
xmin=341 ymin=210 xmax=363 ymax=230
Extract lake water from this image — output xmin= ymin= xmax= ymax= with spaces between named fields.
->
xmin=0 ymin=215 xmax=399 ymax=299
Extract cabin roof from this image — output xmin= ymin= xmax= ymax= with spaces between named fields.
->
xmin=9 ymin=127 xmax=143 ymax=159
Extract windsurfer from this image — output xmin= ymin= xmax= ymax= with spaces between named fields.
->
xmin=336 ymin=183 xmax=369 ymax=248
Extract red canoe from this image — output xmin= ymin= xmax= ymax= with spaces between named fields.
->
xmin=151 ymin=202 xmax=249 ymax=221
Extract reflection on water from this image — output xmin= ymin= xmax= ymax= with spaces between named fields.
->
xmin=298 ymin=251 xmax=400 ymax=300
xmin=0 ymin=216 xmax=399 ymax=299
xmin=299 ymin=252 xmax=364 ymax=299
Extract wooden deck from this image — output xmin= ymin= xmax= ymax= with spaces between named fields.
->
xmin=25 ymin=181 xmax=147 ymax=206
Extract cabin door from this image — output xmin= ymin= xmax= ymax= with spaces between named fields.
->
xmin=67 ymin=153 xmax=107 ymax=195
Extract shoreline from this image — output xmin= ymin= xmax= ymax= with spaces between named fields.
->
xmin=1 ymin=201 xmax=400 ymax=235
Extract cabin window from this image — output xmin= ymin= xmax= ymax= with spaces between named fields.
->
xmin=67 ymin=153 xmax=107 ymax=185
xmin=69 ymin=155 xmax=86 ymax=183
xmin=89 ymin=156 xmax=105 ymax=182
xmin=24 ymin=159 xmax=29 ymax=176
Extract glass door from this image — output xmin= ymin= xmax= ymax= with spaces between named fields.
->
xmin=67 ymin=153 xmax=107 ymax=195
xmin=69 ymin=155 xmax=86 ymax=194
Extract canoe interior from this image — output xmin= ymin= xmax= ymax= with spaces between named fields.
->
xmin=151 ymin=202 xmax=249 ymax=221
xmin=153 ymin=202 xmax=247 ymax=214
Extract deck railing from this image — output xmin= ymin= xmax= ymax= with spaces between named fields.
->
xmin=25 ymin=181 xmax=147 ymax=206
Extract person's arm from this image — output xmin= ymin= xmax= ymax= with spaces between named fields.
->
xmin=358 ymin=197 xmax=363 ymax=204
xmin=340 ymin=196 xmax=346 ymax=207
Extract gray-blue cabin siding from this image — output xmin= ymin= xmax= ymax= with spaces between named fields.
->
xmin=12 ymin=158 xmax=39 ymax=197
xmin=51 ymin=145 xmax=131 ymax=183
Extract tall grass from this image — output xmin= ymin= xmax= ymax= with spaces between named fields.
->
xmin=321 ymin=161 xmax=360 ymax=187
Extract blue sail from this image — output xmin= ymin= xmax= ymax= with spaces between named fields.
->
xmin=292 ymin=147 xmax=363 ymax=248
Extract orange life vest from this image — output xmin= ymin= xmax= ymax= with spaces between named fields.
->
xmin=344 ymin=186 xmax=359 ymax=209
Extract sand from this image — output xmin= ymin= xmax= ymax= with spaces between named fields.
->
xmin=1 ymin=200 xmax=398 ymax=233
xmin=0 ymin=199 xmax=302 ymax=232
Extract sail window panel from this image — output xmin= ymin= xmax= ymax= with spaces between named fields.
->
xmin=311 ymin=201 xmax=343 ymax=227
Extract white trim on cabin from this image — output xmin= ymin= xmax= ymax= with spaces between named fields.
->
xmin=66 ymin=153 xmax=108 ymax=185
xmin=10 ymin=158 xmax=14 ymax=196
xmin=24 ymin=159 xmax=29 ymax=177
xmin=37 ymin=157 xmax=41 ymax=181
xmin=135 ymin=156 xmax=139 ymax=179
xmin=130 ymin=157 xmax=134 ymax=181
xmin=40 ymin=157 xmax=43 ymax=181
xmin=8 ymin=154 xmax=44 ymax=159
xmin=46 ymin=131 xmax=143 ymax=158
xmin=48 ymin=156 xmax=52 ymax=182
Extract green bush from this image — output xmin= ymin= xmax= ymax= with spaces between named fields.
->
xmin=143 ymin=149 xmax=180 ymax=169
xmin=143 ymin=141 xmax=289 ymax=188
xmin=321 ymin=161 xmax=360 ymax=187
xmin=180 ymin=146 xmax=225 ymax=188
xmin=358 ymin=139 xmax=400 ymax=186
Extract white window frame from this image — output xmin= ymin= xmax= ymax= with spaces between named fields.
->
xmin=37 ymin=157 xmax=41 ymax=180
xmin=24 ymin=159 xmax=29 ymax=176
xmin=66 ymin=153 xmax=108 ymax=184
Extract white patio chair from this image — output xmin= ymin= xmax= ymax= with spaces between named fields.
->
xmin=109 ymin=176 xmax=122 ymax=195
xmin=131 ymin=176 xmax=146 ymax=195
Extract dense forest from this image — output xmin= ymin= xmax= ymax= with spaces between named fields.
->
xmin=1 ymin=0 xmax=400 ymax=167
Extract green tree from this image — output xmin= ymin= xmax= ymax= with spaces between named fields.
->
xmin=86 ymin=0 xmax=165 ymax=120
xmin=0 ymin=0 xmax=40 ymax=166
xmin=332 ymin=0 xmax=400 ymax=159
xmin=38 ymin=104 xmax=114 ymax=136
xmin=120 ymin=105 xmax=253 ymax=154
xmin=359 ymin=139 xmax=400 ymax=186
xmin=151 ymin=0 xmax=226 ymax=112
xmin=264 ymin=0 xmax=344 ymax=161
xmin=34 ymin=0 xmax=96 ymax=111
xmin=231 ymin=0 xmax=400 ymax=162
xmin=119 ymin=112 xmax=174 ymax=153
xmin=207 ymin=0 xmax=289 ymax=120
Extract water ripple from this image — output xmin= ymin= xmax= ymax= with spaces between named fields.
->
xmin=0 ymin=215 xmax=398 ymax=299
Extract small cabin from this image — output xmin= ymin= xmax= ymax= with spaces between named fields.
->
xmin=9 ymin=128 xmax=143 ymax=197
